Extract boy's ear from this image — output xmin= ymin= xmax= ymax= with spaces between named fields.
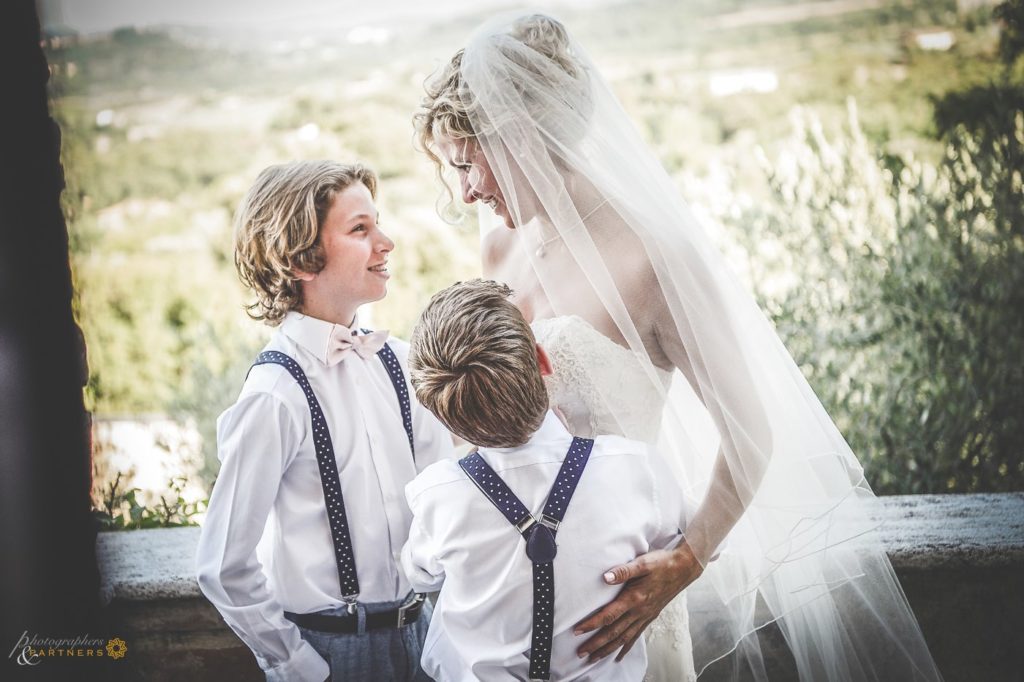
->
xmin=535 ymin=343 xmax=552 ymax=377
xmin=292 ymin=269 xmax=316 ymax=282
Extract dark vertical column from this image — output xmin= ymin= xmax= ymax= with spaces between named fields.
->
xmin=0 ymin=0 xmax=100 ymax=678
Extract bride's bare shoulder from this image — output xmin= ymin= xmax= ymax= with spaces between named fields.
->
xmin=482 ymin=227 xmax=519 ymax=275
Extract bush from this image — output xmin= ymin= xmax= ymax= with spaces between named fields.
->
xmin=93 ymin=472 xmax=207 ymax=530
xmin=716 ymin=102 xmax=1023 ymax=493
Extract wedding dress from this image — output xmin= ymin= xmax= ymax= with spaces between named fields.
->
xmin=534 ymin=315 xmax=697 ymax=682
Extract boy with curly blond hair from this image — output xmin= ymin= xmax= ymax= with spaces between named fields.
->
xmin=197 ymin=160 xmax=452 ymax=682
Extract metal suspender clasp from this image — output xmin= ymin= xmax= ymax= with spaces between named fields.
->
xmin=517 ymin=514 xmax=559 ymax=536
xmin=540 ymin=514 xmax=560 ymax=531
xmin=516 ymin=514 xmax=538 ymax=535
xmin=342 ymin=594 xmax=359 ymax=615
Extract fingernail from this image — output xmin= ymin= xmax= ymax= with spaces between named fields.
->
xmin=573 ymin=628 xmax=583 ymax=636
xmin=603 ymin=572 xmax=615 ymax=583
xmin=577 ymin=651 xmax=588 ymax=659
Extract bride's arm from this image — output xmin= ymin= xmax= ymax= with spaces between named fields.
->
xmin=650 ymin=300 xmax=773 ymax=565
xmin=575 ymin=268 xmax=773 ymax=662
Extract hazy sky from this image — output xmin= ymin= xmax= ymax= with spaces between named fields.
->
xmin=37 ymin=0 xmax=604 ymax=34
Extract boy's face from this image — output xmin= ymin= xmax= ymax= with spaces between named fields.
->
xmin=297 ymin=182 xmax=393 ymax=325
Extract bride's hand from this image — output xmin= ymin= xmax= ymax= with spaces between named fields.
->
xmin=574 ymin=541 xmax=703 ymax=662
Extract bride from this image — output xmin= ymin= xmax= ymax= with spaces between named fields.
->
xmin=415 ymin=12 xmax=941 ymax=681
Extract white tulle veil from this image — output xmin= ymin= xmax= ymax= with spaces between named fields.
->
xmin=429 ymin=11 xmax=941 ymax=681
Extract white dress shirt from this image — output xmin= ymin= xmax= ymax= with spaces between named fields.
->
xmin=401 ymin=411 xmax=688 ymax=681
xmin=196 ymin=312 xmax=454 ymax=682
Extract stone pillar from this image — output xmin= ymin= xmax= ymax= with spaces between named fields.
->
xmin=0 ymin=1 xmax=103 ymax=679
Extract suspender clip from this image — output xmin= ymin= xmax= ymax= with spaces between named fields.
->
xmin=516 ymin=514 xmax=538 ymax=535
xmin=342 ymin=594 xmax=359 ymax=615
xmin=540 ymin=514 xmax=560 ymax=531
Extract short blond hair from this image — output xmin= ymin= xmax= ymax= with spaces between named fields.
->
xmin=233 ymin=160 xmax=377 ymax=325
xmin=409 ymin=279 xmax=548 ymax=448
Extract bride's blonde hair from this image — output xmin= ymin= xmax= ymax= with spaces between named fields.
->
xmin=409 ymin=279 xmax=548 ymax=448
xmin=414 ymin=14 xmax=590 ymax=213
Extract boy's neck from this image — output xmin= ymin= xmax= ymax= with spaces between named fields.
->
xmin=476 ymin=410 xmax=562 ymax=452
xmin=297 ymin=302 xmax=358 ymax=328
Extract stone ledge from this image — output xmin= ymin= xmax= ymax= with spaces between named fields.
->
xmin=864 ymin=493 xmax=1024 ymax=569
xmin=98 ymin=526 xmax=204 ymax=604
xmin=97 ymin=494 xmax=1024 ymax=602
xmin=96 ymin=493 xmax=1024 ymax=681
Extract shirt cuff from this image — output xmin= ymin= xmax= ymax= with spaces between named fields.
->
xmin=264 ymin=639 xmax=329 ymax=682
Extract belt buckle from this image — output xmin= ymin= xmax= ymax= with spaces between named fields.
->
xmin=396 ymin=593 xmax=424 ymax=628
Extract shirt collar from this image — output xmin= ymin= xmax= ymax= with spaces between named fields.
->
xmin=280 ymin=311 xmax=362 ymax=366
xmin=480 ymin=410 xmax=572 ymax=458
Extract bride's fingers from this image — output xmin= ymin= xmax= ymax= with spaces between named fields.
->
xmin=573 ymin=601 xmax=626 ymax=637
xmin=584 ymin=615 xmax=648 ymax=662
xmin=581 ymin=616 xmax=637 ymax=661
xmin=601 ymin=555 xmax=652 ymax=586
xmin=613 ymin=618 xmax=652 ymax=662
xmin=573 ymin=579 xmax=647 ymax=636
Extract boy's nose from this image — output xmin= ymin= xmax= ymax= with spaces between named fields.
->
xmin=377 ymin=231 xmax=395 ymax=253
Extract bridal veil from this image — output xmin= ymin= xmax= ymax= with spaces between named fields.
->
xmin=422 ymin=12 xmax=942 ymax=681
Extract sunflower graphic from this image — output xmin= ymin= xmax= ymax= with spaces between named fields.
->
xmin=105 ymin=637 xmax=128 ymax=660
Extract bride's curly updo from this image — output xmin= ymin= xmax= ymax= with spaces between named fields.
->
xmin=415 ymin=14 xmax=593 ymax=199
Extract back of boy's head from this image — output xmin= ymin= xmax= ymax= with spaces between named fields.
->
xmin=409 ymin=279 xmax=548 ymax=448
xmin=234 ymin=160 xmax=377 ymax=325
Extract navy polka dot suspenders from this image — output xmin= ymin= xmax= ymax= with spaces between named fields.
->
xmin=252 ymin=342 xmax=415 ymax=607
xmin=458 ymin=437 xmax=595 ymax=681
xmin=363 ymin=330 xmax=415 ymax=459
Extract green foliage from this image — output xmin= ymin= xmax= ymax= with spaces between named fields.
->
xmin=93 ymin=472 xmax=207 ymax=530
xmin=170 ymin=328 xmax=268 ymax=481
xmin=721 ymin=102 xmax=1023 ymax=494
xmin=933 ymin=83 xmax=1024 ymax=139
xmin=995 ymin=0 xmax=1024 ymax=66
xmin=877 ymin=109 xmax=1024 ymax=493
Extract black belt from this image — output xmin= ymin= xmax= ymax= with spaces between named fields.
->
xmin=284 ymin=594 xmax=426 ymax=633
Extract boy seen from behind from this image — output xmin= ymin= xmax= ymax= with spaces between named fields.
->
xmin=402 ymin=279 xmax=690 ymax=681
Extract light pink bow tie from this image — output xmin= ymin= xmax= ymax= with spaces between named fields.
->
xmin=326 ymin=326 xmax=389 ymax=366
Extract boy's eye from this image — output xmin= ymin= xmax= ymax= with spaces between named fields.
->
xmin=352 ymin=224 xmax=366 ymax=232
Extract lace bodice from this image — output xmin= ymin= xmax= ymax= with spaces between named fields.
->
xmin=532 ymin=315 xmax=673 ymax=442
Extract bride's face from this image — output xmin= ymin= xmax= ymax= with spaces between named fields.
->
xmin=436 ymin=136 xmax=514 ymax=230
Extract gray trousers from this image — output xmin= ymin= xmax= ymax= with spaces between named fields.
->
xmin=294 ymin=597 xmax=434 ymax=682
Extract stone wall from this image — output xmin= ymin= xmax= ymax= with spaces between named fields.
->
xmin=96 ymin=493 xmax=1024 ymax=681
